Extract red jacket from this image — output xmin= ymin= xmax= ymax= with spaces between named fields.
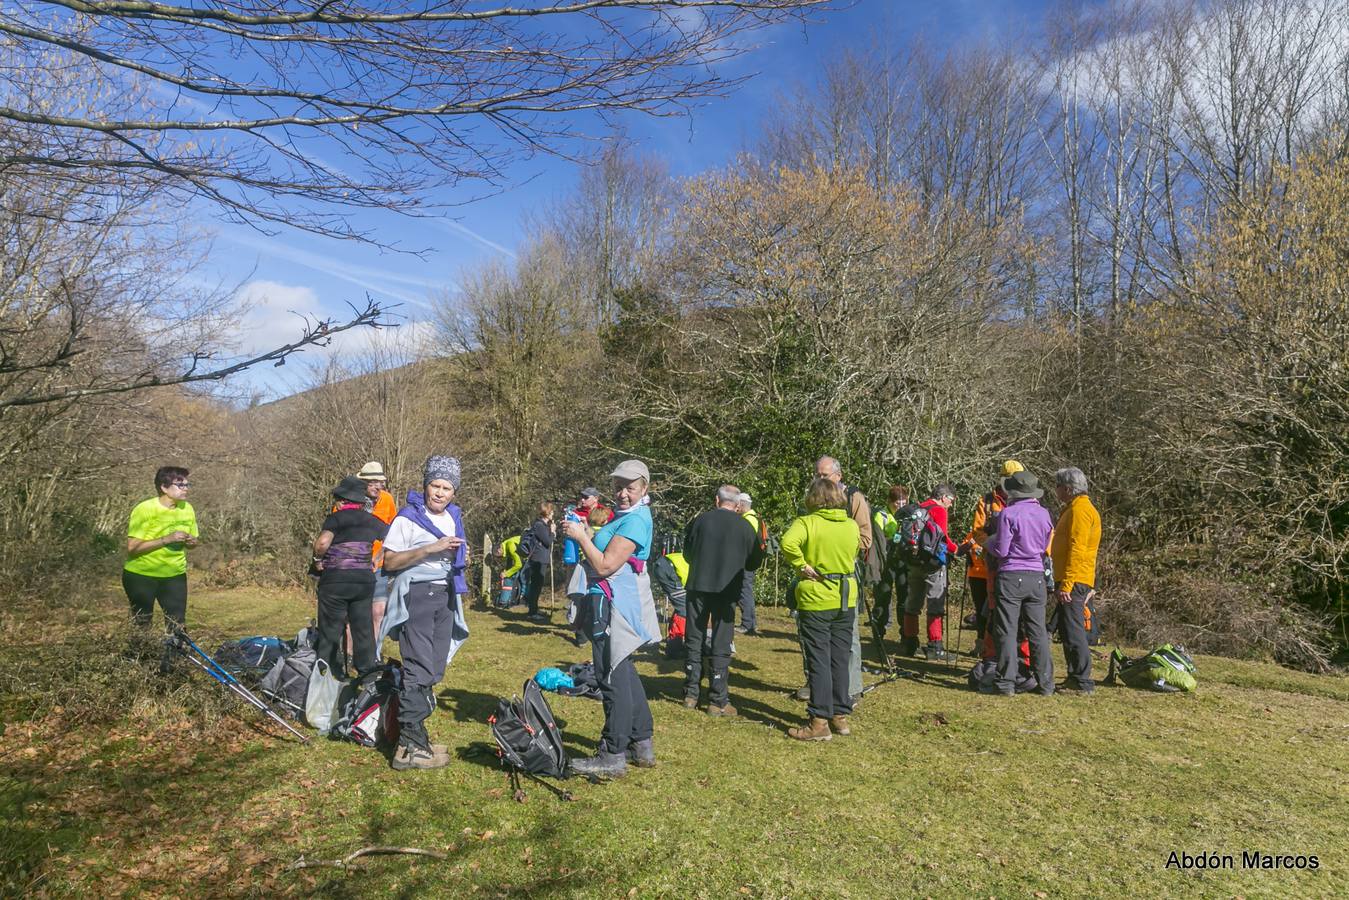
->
xmin=920 ymin=499 xmax=958 ymax=555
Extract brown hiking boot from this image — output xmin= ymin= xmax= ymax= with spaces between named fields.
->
xmin=829 ymin=715 xmax=852 ymax=736
xmin=706 ymin=702 xmax=737 ymax=718
xmin=683 ymin=695 xmax=699 ymax=710
xmin=391 ymin=744 xmax=450 ymax=771
xmin=787 ymin=717 xmax=832 ymax=742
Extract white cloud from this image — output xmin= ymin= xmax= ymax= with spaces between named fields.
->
xmin=220 ymin=230 xmax=445 ymax=309
xmin=232 ymin=279 xmax=439 ymax=364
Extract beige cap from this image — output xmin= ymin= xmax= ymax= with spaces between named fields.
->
xmin=610 ymin=459 xmax=650 ymax=482
xmin=357 ymin=461 xmax=386 ymax=481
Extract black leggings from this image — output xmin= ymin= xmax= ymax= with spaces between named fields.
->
xmin=523 ymin=561 xmax=546 ymax=614
xmin=316 ymin=579 xmax=376 ymax=677
xmin=123 ymin=570 xmax=187 ymax=629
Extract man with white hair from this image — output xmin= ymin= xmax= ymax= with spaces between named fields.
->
xmin=735 ymin=491 xmax=762 ymax=636
xmin=682 ymin=485 xmax=765 ymax=715
xmin=1050 ymin=466 xmax=1102 ymax=693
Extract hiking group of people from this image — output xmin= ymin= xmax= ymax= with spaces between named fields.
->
xmin=122 ymin=449 xmax=1101 ymax=774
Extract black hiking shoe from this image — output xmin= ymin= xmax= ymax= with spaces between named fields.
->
xmin=794 ymin=685 xmax=811 ymax=701
xmin=1058 ymin=679 xmax=1096 ymax=694
xmin=898 ymin=637 xmax=920 ymax=657
xmin=626 ymin=739 xmax=656 ymax=768
xmin=977 ymin=681 xmax=1014 ymax=697
xmin=922 ymin=642 xmax=958 ymax=662
xmin=571 ymin=751 xmax=627 ymax=779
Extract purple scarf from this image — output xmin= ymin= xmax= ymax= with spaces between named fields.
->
xmin=396 ymin=490 xmax=468 ymax=594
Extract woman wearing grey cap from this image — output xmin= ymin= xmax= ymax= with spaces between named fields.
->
xmin=379 ymin=455 xmax=470 ymax=770
xmin=561 ymin=459 xmax=661 ymax=778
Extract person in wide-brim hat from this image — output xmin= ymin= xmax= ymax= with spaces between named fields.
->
xmin=332 ymin=475 xmax=369 ymax=504
xmin=1000 ymin=470 xmax=1044 ymax=501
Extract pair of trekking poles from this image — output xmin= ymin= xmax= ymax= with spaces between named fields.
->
xmin=166 ymin=624 xmax=310 ymax=743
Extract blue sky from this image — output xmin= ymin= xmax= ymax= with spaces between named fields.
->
xmin=211 ymin=0 xmax=1052 ymax=399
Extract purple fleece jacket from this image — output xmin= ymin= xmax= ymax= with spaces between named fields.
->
xmin=986 ymin=497 xmax=1053 ymax=573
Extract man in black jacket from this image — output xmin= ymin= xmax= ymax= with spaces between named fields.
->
xmin=683 ymin=485 xmax=765 ymax=716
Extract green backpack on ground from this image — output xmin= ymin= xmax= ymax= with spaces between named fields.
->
xmin=1105 ymin=643 xmax=1197 ymax=693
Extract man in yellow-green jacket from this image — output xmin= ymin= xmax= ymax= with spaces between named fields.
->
xmin=780 ymin=478 xmax=861 ymax=742
xmin=1050 ymin=467 xmax=1102 ymax=693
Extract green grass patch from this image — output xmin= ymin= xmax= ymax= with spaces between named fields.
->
xmin=4 ymin=584 xmax=1347 ymax=897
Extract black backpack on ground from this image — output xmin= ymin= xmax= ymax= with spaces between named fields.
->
xmin=489 ymin=678 xmax=569 ymax=778
xmin=332 ymin=662 xmax=403 ymax=748
xmin=258 ymin=647 xmax=317 ymax=719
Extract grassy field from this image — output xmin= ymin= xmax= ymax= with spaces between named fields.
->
xmin=3 ymin=582 xmax=1348 ymax=898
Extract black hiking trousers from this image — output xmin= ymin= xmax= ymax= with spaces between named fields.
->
xmin=123 ymin=570 xmax=187 ymax=629
xmin=1055 ymin=582 xmax=1095 ymax=688
xmin=992 ymin=570 xmax=1054 ymax=695
xmin=397 ymin=580 xmax=455 ymax=751
xmin=684 ymin=586 xmax=737 ymax=707
xmin=593 ymin=636 xmax=653 ymax=757
xmin=316 ymin=579 xmax=377 ymax=678
xmin=798 ymin=605 xmax=855 ymax=719
xmin=522 ymin=561 xmax=546 ymax=615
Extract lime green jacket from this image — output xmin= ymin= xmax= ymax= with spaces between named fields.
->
xmin=780 ymin=508 xmax=860 ymax=611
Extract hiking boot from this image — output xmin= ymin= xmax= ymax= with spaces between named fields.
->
xmin=977 ymin=681 xmax=1014 ymax=697
xmin=1058 ymin=679 xmax=1096 ymax=695
xmin=626 ymin=739 xmax=656 ymax=768
xmin=570 ymin=751 xmax=627 ymax=779
xmin=787 ymin=717 xmax=832 ymax=742
xmin=922 ymin=641 xmax=958 ymax=662
xmin=735 ymin=625 xmax=758 ymax=636
xmin=829 ymin=715 xmax=852 ymax=736
xmin=429 ymin=742 xmax=451 ymax=761
xmin=794 ymin=685 xmax=811 ymax=701
xmin=526 ymin=612 xmax=549 ymax=622
xmin=898 ymin=636 xmax=920 ymax=657
xmin=391 ymin=743 xmax=450 ymax=771
xmin=707 ymin=702 xmax=737 ymax=718
xmin=682 ymin=695 xmax=699 ymax=710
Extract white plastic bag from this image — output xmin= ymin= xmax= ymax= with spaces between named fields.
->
xmin=304 ymin=658 xmax=343 ymax=735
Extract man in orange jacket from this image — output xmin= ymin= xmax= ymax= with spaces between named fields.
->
xmin=1050 ymin=466 xmax=1102 ymax=693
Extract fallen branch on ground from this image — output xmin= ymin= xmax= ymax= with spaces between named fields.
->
xmin=287 ymin=846 xmax=447 ymax=871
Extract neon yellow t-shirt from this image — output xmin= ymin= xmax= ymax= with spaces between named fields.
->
xmin=123 ymin=497 xmax=199 ymax=578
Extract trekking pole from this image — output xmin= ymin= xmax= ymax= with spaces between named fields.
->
xmin=953 ymin=560 xmax=968 ymax=661
xmin=169 ymin=626 xmax=310 ymax=743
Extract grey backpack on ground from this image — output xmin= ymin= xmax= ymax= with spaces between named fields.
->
xmin=258 ymin=647 xmax=317 ymax=719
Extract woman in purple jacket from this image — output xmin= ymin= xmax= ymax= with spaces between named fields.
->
xmin=983 ymin=470 xmax=1055 ymax=696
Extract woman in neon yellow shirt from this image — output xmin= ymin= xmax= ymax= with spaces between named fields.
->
xmin=123 ymin=466 xmax=199 ymax=631
xmin=780 ymin=477 xmax=860 ymax=742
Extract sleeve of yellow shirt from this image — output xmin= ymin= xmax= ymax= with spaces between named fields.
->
xmin=779 ymin=516 xmax=809 ymax=572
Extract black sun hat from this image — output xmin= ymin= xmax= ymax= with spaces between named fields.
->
xmin=1000 ymin=470 xmax=1044 ymax=500
xmin=332 ymin=475 xmax=369 ymax=504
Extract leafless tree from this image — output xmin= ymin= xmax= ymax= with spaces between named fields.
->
xmin=0 ymin=0 xmax=830 ymax=241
